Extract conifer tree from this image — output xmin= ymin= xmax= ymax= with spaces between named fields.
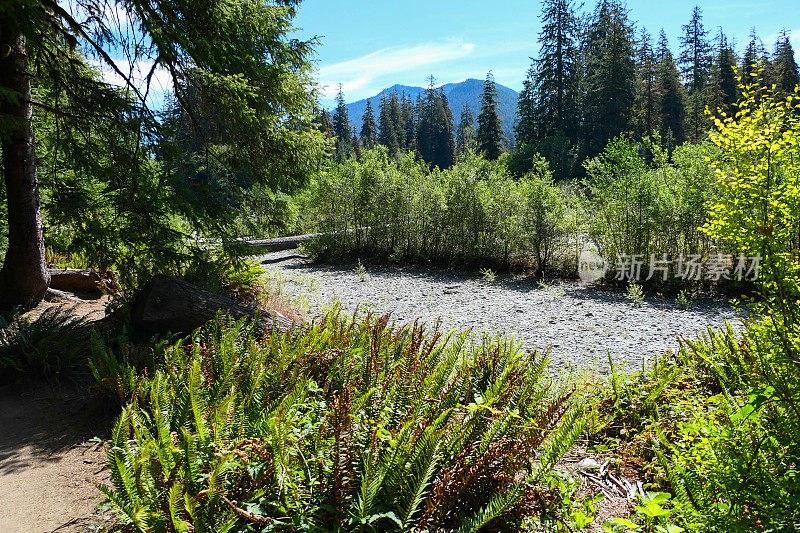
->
xmin=582 ymin=0 xmax=637 ymax=155
xmin=332 ymin=85 xmax=353 ymax=160
xmin=657 ymin=31 xmax=687 ymax=147
xmin=741 ymin=29 xmax=773 ymax=94
xmin=532 ymin=0 xmax=581 ymax=138
xmin=476 ymin=72 xmax=504 ymax=160
xmin=679 ymin=6 xmax=712 ymax=93
xmin=315 ymin=109 xmax=335 ymax=139
xmin=360 ymin=100 xmax=378 ymax=149
xmin=634 ymin=28 xmax=659 ymax=137
xmin=0 ymin=0 xmax=323 ymax=305
xmin=773 ymin=30 xmax=800 ymax=97
xmin=400 ymin=93 xmax=416 ymax=152
xmin=515 ymin=75 xmax=538 ymax=146
xmin=417 ymin=76 xmax=456 ymax=169
xmin=378 ymin=92 xmax=401 ymax=154
xmin=352 ymin=132 xmax=362 ymax=160
xmin=679 ymin=6 xmax=712 ymax=142
xmin=456 ymin=103 xmax=476 ymax=155
xmin=388 ymin=92 xmax=405 ymax=150
xmin=709 ymin=30 xmax=738 ymax=116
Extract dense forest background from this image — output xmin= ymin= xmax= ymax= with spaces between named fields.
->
xmin=322 ymin=0 xmax=799 ymax=180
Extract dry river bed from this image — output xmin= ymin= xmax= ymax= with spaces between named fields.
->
xmin=257 ymin=251 xmax=743 ymax=373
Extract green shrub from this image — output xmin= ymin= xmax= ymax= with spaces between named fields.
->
xmin=520 ymin=160 xmax=569 ymax=276
xmin=702 ymin=87 xmax=800 ymax=320
xmin=308 ymin=147 xmax=574 ymax=274
xmin=98 ymin=311 xmax=586 ymax=532
xmin=657 ymin=320 xmax=800 ymax=531
xmin=603 ymin=86 xmax=800 ymax=532
xmin=584 ymin=137 xmax=715 ymax=279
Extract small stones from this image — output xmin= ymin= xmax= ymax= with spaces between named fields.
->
xmin=258 ymin=250 xmax=741 ymax=372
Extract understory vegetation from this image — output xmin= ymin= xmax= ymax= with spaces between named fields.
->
xmin=303 ymin=149 xmax=580 ymax=274
xmin=93 ymin=311 xmax=584 ymax=532
xmin=3 ymin=0 xmax=800 ymax=529
xmin=583 ymin=85 xmax=800 ymax=532
xmin=303 ymin=137 xmax=718 ymax=281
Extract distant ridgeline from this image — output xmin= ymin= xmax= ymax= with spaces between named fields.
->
xmin=346 ymin=79 xmax=519 ymax=144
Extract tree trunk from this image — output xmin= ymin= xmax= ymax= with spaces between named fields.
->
xmin=0 ymin=23 xmax=49 ymax=308
xmin=131 ymin=275 xmax=294 ymax=338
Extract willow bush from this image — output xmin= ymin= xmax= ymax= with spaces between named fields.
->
xmin=96 ymin=311 xmax=585 ymax=532
xmin=304 ymin=147 xmax=578 ymax=274
xmin=583 ymin=137 xmax=717 ymax=270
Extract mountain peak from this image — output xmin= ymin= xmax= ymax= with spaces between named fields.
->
xmin=345 ymin=79 xmax=519 ymax=140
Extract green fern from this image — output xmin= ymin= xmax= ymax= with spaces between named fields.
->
xmin=99 ymin=311 xmax=586 ymax=532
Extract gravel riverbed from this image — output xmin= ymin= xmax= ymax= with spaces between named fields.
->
xmin=257 ymin=251 xmax=743 ymax=372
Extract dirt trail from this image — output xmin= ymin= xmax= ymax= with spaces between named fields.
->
xmin=0 ymin=298 xmax=113 ymax=533
xmin=0 ymin=381 xmax=114 ymax=533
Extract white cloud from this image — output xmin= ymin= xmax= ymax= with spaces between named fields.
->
xmin=317 ymin=39 xmax=475 ymax=99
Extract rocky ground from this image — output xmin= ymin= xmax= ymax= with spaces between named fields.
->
xmin=258 ymin=251 xmax=743 ymax=372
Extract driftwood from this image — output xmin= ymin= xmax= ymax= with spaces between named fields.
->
xmin=238 ymin=227 xmax=384 ymax=253
xmin=48 ymin=268 xmax=116 ymax=293
xmin=131 ymin=275 xmax=293 ymax=337
xmin=237 ymin=233 xmax=322 ymax=253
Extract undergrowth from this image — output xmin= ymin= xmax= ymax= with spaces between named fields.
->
xmin=95 ymin=310 xmax=587 ymax=532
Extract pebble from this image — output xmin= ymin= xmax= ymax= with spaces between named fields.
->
xmin=257 ymin=251 xmax=743 ymax=372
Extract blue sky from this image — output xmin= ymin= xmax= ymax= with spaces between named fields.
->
xmin=293 ymin=0 xmax=800 ymax=107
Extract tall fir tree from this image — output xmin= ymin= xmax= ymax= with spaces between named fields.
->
xmin=582 ymin=0 xmax=637 ymax=155
xmin=634 ymin=28 xmax=659 ymax=137
xmin=679 ymin=6 xmax=712 ymax=142
xmin=532 ymin=0 xmax=581 ymax=138
xmin=515 ymin=74 xmax=538 ymax=146
xmin=678 ymin=6 xmax=712 ymax=92
xmin=773 ymin=30 xmax=800 ymax=97
xmin=314 ymin=109 xmax=335 ymax=138
xmin=709 ymin=30 xmax=739 ymax=117
xmin=657 ymin=31 xmax=687 ymax=147
xmin=0 ymin=0 xmax=323 ymax=306
xmin=417 ymin=76 xmax=456 ymax=169
xmin=476 ymin=72 xmax=504 ymax=160
xmin=401 ymin=92 xmax=417 ymax=152
xmin=456 ymin=103 xmax=476 ymax=155
xmin=360 ymin=100 xmax=378 ymax=149
xmin=378 ymin=92 xmax=401 ymax=154
xmin=312 ymin=108 xmax=335 ymax=156
xmin=388 ymin=93 xmax=405 ymax=150
xmin=332 ymin=84 xmax=352 ymax=160
xmin=351 ymin=132 xmax=362 ymax=160
xmin=741 ymin=29 xmax=773 ymax=94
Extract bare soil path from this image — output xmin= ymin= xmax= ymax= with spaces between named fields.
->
xmin=0 ymin=297 xmax=114 ymax=533
xmin=0 ymin=382 xmax=114 ymax=532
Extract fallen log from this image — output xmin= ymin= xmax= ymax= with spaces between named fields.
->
xmin=48 ymin=268 xmax=116 ymax=293
xmin=237 ymin=226 xmax=389 ymax=253
xmin=131 ymin=275 xmax=293 ymax=337
xmin=237 ymin=233 xmax=323 ymax=253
